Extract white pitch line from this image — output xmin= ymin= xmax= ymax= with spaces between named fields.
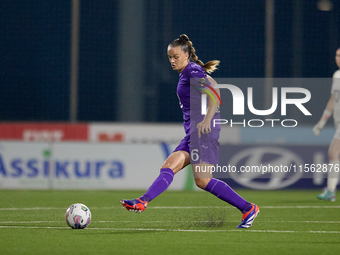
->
xmin=1 ymin=220 xmax=340 ymax=224
xmin=0 ymin=207 xmax=62 ymax=211
xmin=1 ymin=205 xmax=340 ymax=211
xmin=0 ymin=225 xmax=340 ymax=234
xmin=260 ymin=206 xmax=340 ymax=209
xmin=0 ymin=206 xmax=226 ymax=211
xmin=104 ymin=220 xmax=340 ymax=224
xmin=0 ymin=221 xmax=60 ymax=224
xmin=148 ymin=205 xmax=340 ymax=209
xmin=265 ymin=221 xmax=340 ymax=224
xmin=92 ymin=220 xmax=340 ymax=224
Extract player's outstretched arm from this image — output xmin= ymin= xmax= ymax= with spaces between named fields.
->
xmin=197 ymin=76 xmax=220 ymax=138
xmin=313 ymin=94 xmax=335 ymax=136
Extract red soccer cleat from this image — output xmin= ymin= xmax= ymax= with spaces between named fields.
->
xmin=120 ymin=198 xmax=148 ymax=213
xmin=237 ymin=203 xmax=260 ymax=228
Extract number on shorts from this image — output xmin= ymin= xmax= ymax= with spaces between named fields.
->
xmin=191 ymin=149 xmax=199 ymax=161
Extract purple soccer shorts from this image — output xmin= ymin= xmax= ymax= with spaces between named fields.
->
xmin=173 ymin=129 xmax=220 ymax=164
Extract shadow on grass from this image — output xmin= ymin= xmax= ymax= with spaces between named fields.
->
xmin=177 ymin=208 xmax=231 ymax=229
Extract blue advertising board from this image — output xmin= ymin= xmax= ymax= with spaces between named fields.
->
xmin=213 ymin=144 xmax=333 ymax=190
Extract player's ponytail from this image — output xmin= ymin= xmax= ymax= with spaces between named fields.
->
xmin=169 ymin=34 xmax=220 ymax=74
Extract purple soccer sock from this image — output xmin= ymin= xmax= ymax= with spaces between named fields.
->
xmin=139 ymin=168 xmax=174 ymax=202
xmin=205 ymin=178 xmax=252 ymax=213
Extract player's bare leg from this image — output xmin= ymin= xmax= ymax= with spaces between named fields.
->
xmin=191 ymin=163 xmax=213 ymax=189
xmin=120 ymin=151 xmax=190 ymax=212
xmin=161 ymin=150 xmax=190 ymax=174
xmin=192 ymin=162 xmax=259 ymax=228
xmin=318 ymin=138 xmax=340 ymax=201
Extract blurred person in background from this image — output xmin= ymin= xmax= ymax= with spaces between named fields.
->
xmin=120 ymin=34 xmax=259 ymax=228
xmin=313 ymin=47 xmax=340 ymax=201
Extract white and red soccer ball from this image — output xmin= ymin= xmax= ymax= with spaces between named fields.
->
xmin=65 ymin=203 xmax=91 ymax=229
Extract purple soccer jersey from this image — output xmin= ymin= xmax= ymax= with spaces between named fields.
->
xmin=176 ymin=62 xmax=221 ymax=134
xmin=174 ymin=62 xmax=221 ymax=164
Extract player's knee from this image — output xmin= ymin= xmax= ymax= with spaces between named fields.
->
xmin=161 ymin=151 xmax=190 ymax=174
xmin=194 ymin=178 xmax=205 ymax=189
xmin=328 ymin=148 xmax=339 ymax=161
xmin=194 ymin=178 xmax=211 ymax=190
xmin=160 ymin=167 xmax=176 ymax=174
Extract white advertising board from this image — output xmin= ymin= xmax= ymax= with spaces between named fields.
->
xmin=0 ymin=142 xmax=52 ymax=189
xmin=0 ymin=142 xmax=191 ymax=190
xmin=89 ymin=123 xmax=240 ymax=144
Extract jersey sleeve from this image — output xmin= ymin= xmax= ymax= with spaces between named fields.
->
xmin=189 ymin=65 xmax=211 ymax=93
xmin=331 ymin=70 xmax=340 ymax=94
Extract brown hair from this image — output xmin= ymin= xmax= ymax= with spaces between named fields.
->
xmin=169 ymin=34 xmax=220 ymax=74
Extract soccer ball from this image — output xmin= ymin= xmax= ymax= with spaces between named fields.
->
xmin=65 ymin=203 xmax=91 ymax=229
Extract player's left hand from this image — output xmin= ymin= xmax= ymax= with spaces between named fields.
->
xmin=197 ymin=120 xmax=211 ymax=138
xmin=313 ymin=123 xmax=321 ymax=136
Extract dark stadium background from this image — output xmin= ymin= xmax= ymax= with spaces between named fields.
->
xmin=1 ymin=0 xmax=339 ymax=123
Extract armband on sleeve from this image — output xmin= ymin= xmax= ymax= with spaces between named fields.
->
xmin=319 ymin=110 xmax=332 ymax=128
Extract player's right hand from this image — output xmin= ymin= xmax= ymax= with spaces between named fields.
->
xmin=313 ymin=124 xmax=321 ymax=136
xmin=197 ymin=120 xmax=211 ymax=138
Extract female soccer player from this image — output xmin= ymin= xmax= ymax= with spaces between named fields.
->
xmin=313 ymin=47 xmax=340 ymax=201
xmin=120 ymin=34 xmax=259 ymax=228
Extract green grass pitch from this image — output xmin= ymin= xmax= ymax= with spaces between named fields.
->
xmin=0 ymin=189 xmax=340 ymax=255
